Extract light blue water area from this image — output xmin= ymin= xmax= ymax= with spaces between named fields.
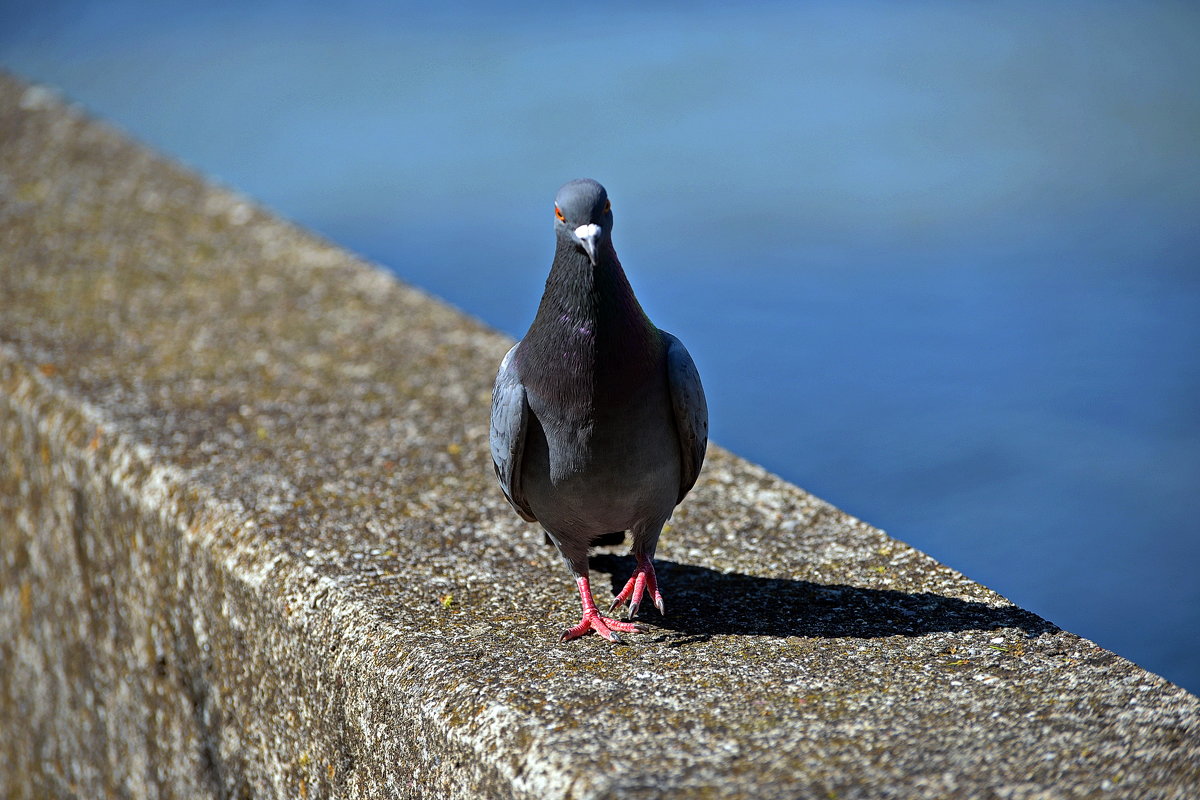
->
xmin=4 ymin=2 xmax=1198 ymax=692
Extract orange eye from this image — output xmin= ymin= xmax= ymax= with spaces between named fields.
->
xmin=554 ymin=206 xmax=566 ymax=222
xmin=603 ymin=199 xmax=611 ymax=214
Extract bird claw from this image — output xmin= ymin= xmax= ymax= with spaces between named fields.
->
xmin=560 ymin=609 xmax=647 ymax=643
xmin=609 ymin=555 xmax=665 ymax=620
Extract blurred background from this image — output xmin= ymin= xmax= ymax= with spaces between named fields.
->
xmin=3 ymin=1 xmax=1197 ymax=693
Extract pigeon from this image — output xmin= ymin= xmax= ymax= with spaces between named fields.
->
xmin=490 ymin=178 xmax=708 ymax=642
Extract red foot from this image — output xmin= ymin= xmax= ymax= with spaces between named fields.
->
xmin=608 ymin=554 xmax=665 ymax=619
xmin=561 ymin=576 xmax=647 ymax=643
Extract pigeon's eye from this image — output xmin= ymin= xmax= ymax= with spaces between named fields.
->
xmin=603 ymin=199 xmax=611 ymax=214
xmin=555 ymin=206 xmax=566 ymax=223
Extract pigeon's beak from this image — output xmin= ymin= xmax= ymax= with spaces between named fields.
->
xmin=574 ymin=223 xmax=601 ymax=265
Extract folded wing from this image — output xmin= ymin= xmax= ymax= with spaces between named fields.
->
xmin=489 ymin=343 xmax=536 ymax=521
xmin=662 ymin=330 xmax=709 ymax=503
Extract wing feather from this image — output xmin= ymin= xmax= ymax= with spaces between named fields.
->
xmin=662 ymin=331 xmax=709 ymax=503
xmin=489 ymin=343 xmax=537 ymax=521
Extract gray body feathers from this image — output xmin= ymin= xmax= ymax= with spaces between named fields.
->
xmin=490 ymin=178 xmax=708 ymax=580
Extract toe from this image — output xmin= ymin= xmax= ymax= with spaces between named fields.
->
xmin=561 ymin=611 xmax=647 ymax=643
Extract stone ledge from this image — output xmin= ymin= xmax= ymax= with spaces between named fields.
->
xmin=2 ymin=71 xmax=1198 ymax=799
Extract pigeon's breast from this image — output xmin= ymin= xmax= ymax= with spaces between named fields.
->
xmin=521 ymin=380 xmax=680 ymax=539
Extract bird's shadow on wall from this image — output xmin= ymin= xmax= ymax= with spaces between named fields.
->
xmin=589 ymin=554 xmax=1056 ymax=643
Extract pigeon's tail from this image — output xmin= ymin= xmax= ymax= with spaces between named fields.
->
xmin=543 ymin=531 xmax=626 ymax=548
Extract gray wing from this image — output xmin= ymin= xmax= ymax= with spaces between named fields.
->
xmin=662 ymin=330 xmax=709 ymax=503
xmin=490 ymin=343 xmax=537 ymax=522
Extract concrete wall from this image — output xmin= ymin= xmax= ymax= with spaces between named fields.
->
xmin=3 ymin=71 xmax=1198 ymax=799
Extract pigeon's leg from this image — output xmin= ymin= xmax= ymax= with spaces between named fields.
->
xmin=561 ymin=574 xmax=647 ymax=643
xmin=609 ymin=552 xmax=665 ymax=619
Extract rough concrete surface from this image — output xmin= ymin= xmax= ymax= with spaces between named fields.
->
xmin=1 ymin=71 xmax=1197 ymax=799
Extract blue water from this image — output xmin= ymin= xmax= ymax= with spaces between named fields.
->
xmin=4 ymin=2 xmax=1198 ymax=693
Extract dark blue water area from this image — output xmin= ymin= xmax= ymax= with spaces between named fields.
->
xmin=3 ymin=1 xmax=1198 ymax=692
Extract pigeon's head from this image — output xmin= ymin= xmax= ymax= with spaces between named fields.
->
xmin=554 ymin=178 xmax=613 ymax=266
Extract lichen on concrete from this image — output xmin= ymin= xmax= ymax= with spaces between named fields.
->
xmin=2 ymin=71 xmax=1198 ymax=799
